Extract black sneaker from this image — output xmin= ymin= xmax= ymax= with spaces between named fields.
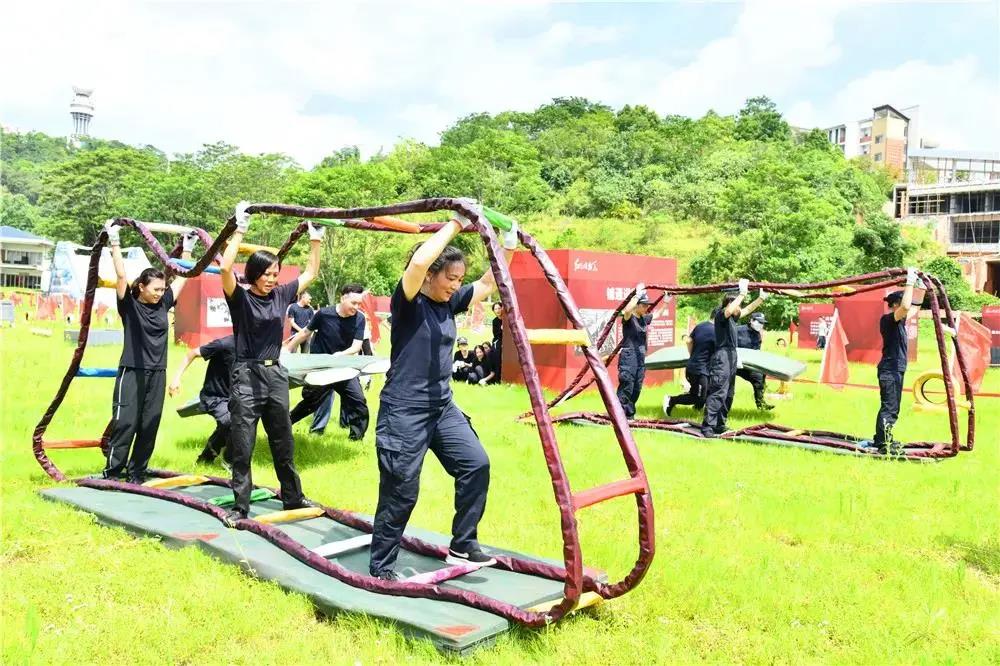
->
xmin=282 ymin=498 xmax=319 ymax=511
xmin=757 ymin=402 xmax=775 ymax=411
xmin=373 ymin=570 xmax=401 ymax=581
xmin=195 ymin=452 xmax=215 ymax=465
xmin=222 ymin=509 xmax=247 ymax=528
xmin=665 ymin=398 xmax=674 ymax=416
xmin=445 ymin=548 xmax=496 ymax=567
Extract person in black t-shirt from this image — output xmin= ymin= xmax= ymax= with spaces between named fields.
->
xmin=616 ymin=283 xmax=658 ymax=419
xmin=286 ymin=283 xmax=369 ymax=439
xmin=736 ymin=312 xmax=774 ymax=411
xmin=102 ymin=220 xmax=195 ymax=483
xmin=701 ymin=280 xmax=767 ymax=438
xmin=452 ymin=337 xmax=474 ymax=382
xmin=491 ymin=302 xmax=504 ymax=381
xmin=218 ymin=202 xmax=324 ymax=526
xmin=369 ymin=205 xmax=517 ymax=581
xmin=665 ymin=319 xmax=715 ymax=415
xmin=466 ymin=344 xmax=497 ymax=385
xmin=870 ymin=269 xmax=920 ymax=452
xmin=168 ymin=334 xmax=237 ymax=467
xmin=285 ymin=292 xmax=314 ymax=353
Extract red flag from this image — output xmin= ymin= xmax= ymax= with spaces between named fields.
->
xmin=949 ymin=313 xmax=991 ymax=394
xmin=359 ymin=292 xmax=381 ymax=345
xmin=818 ymin=309 xmax=850 ymax=389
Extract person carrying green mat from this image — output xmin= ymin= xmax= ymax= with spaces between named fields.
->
xmin=168 ymin=334 xmax=236 ymax=468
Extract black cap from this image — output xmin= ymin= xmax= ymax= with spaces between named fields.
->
xmin=750 ymin=312 xmax=766 ymax=324
xmin=884 ymin=290 xmax=904 ymax=305
xmin=637 ymin=293 xmax=652 ymax=305
xmin=457 ymin=337 xmax=468 ymax=345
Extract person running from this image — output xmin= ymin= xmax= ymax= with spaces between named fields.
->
xmin=168 ymin=334 xmax=236 ymax=467
xmin=466 ymin=344 xmax=497 ymax=386
xmin=665 ymin=317 xmax=715 ymax=415
xmin=701 ymin=281 xmax=767 ymax=438
xmin=870 ymin=268 xmax=920 ymax=453
xmin=736 ymin=312 xmax=775 ymax=411
xmin=286 ymin=283 xmax=369 ymax=440
xmin=368 ymin=211 xmax=517 ymax=581
xmin=616 ymin=283 xmax=654 ymax=419
xmin=286 ymin=292 xmax=314 ymax=353
xmin=452 ymin=337 xmax=474 ymax=382
xmin=219 ymin=202 xmax=323 ymax=525
xmin=102 ymin=221 xmax=196 ymax=483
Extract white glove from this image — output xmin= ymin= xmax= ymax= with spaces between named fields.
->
xmin=738 ymin=278 xmax=749 ymax=295
xmin=104 ymin=219 xmax=120 ymax=245
xmin=759 ymin=288 xmax=769 ymax=301
xmin=307 ymin=221 xmax=326 ymax=241
xmin=235 ymin=201 xmax=251 ymax=233
xmin=502 ymin=218 xmax=519 ymax=250
xmin=906 ymin=267 xmax=918 ymax=286
xmin=635 ymin=282 xmax=646 ymax=299
xmin=452 ymin=212 xmax=474 ymax=230
xmin=182 ymin=231 xmax=199 ymax=253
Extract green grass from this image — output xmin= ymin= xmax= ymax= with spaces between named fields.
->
xmin=2 ymin=317 xmax=998 ymax=664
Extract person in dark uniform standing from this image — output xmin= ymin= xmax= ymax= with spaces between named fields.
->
xmin=616 ymin=283 xmax=655 ymax=419
xmin=168 ymin=334 xmax=236 ymax=466
xmin=736 ymin=312 xmax=775 ymax=411
xmin=286 ymin=292 xmax=314 ymax=353
xmin=368 ymin=208 xmax=517 ymax=581
xmin=871 ymin=268 xmax=919 ymax=453
xmin=285 ymin=283 xmax=369 ymax=440
xmin=219 ymin=202 xmax=323 ymax=526
xmin=102 ymin=220 xmax=196 ymax=483
xmin=664 ymin=317 xmax=715 ymax=415
xmin=701 ymin=280 xmax=767 ymax=437
xmin=491 ymin=302 xmax=504 ymax=381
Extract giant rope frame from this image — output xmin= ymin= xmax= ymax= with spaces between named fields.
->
xmin=32 ymin=198 xmax=654 ymax=627
xmin=536 ymin=271 xmax=976 ymax=459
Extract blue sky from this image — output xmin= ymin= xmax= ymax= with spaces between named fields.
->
xmin=2 ymin=1 xmax=997 ymax=166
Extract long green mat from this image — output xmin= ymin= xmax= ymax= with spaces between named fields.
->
xmin=644 ymin=346 xmax=807 ymax=381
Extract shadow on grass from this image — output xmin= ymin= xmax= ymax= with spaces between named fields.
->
xmin=937 ymin=535 xmax=1000 ymax=578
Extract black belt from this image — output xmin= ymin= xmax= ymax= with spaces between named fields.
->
xmin=239 ymin=358 xmax=280 ymax=366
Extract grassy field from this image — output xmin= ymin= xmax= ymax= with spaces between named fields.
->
xmin=2 ymin=316 xmax=998 ymax=664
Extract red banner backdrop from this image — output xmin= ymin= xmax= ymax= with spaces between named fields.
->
xmin=502 ymin=249 xmax=677 ymax=390
xmin=796 ymin=303 xmax=835 ymax=348
xmin=835 ymin=287 xmax=920 ymax=365
xmin=174 ymin=265 xmax=300 ymax=348
xmin=984 ymin=305 xmax=1000 ymax=367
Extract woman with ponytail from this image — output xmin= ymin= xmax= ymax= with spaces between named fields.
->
xmin=103 ymin=220 xmax=197 ymax=483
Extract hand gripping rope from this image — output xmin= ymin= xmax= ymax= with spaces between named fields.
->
xmin=535 ymin=271 xmax=976 ymax=460
xmin=32 ymin=199 xmax=654 ymax=627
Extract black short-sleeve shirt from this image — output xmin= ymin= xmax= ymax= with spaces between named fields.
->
xmin=687 ymin=321 xmax=716 ymax=375
xmin=287 ymin=303 xmax=313 ymax=329
xmin=307 ymin=307 xmax=365 ymax=355
xmin=622 ymin=313 xmax=653 ymax=354
xmin=199 ymin=335 xmax=236 ymax=401
xmin=225 ymin=280 xmax=299 ymax=361
xmin=381 ymin=280 xmax=475 ymax=406
xmin=714 ymin=307 xmax=738 ymax=351
xmin=454 ymin=349 xmax=474 ymax=366
xmin=492 ymin=316 xmax=503 ymax=344
xmin=878 ymin=313 xmax=908 ymax=373
xmin=117 ymin=288 xmax=175 ymax=370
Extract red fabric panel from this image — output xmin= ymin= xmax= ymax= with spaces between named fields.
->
xmin=818 ymin=309 xmax=850 ymax=389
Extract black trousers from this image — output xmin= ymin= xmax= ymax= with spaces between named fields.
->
xmin=817 ymin=335 xmax=827 ymax=350
xmin=370 ymin=400 xmax=490 ymax=576
xmin=616 ymin=347 xmax=646 ymax=418
xmin=104 ymin=367 xmax=166 ymax=482
xmin=229 ymin=362 xmax=304 ymax=514
xmin=736 ymin=368 xmax=768 ymax=407
xmin=290 ymin=378 xmax=369 ymax=439
xmin=670 ymin=370 xmax=709 ymax=410
xmin=702 ymin=349 xmax=737 ymax=435
xmin=452 ymin=367 xmax=471 ymax=382
xmin=874 ymin=368 xmax=905 ymax=448
xmin=198 ymin=395 xmax=231 ymax=462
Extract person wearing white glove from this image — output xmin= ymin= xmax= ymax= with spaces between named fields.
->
xmin=616 ymin=282 xmax=654 ymax=419
xmin=870 ymin=267 xmax=921 ymax=453
xmin=701 ymin=278 xmax=765 ymax=437
xmin=101 ymin=216 xmax=190 ymax=485
xmin=217 ymin=201 xmax=323 ymax=526
xmin=368 ymin=205 xmax=516 ymax=580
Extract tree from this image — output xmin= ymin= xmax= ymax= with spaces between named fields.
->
xmin=0 ymin=189 xmax=43 ymax=232
xmin=735 ymin=96 xmax=792 ymax=143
